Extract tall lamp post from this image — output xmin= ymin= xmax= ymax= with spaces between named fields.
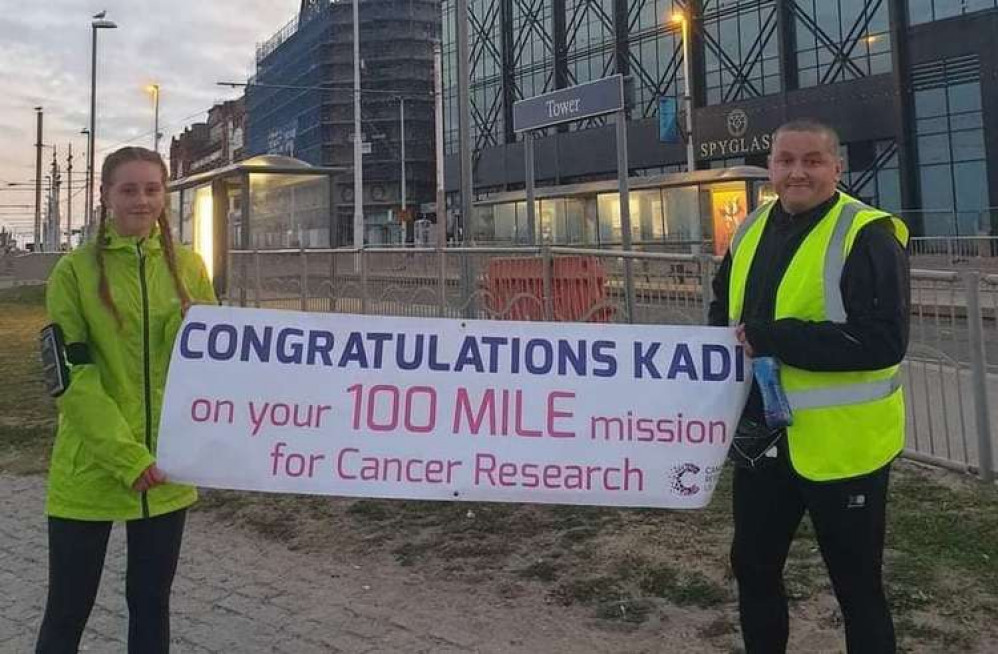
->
xmin=352 ymin=0 xmax=363 ymax=249
xmin=34 ymin=107 xmax=43 ymax=251
xmin=86 ymin=12 xmax=118 ymax=237
xmin=672 ymin=12 xmax=695 ymax=173
xmin=147 ymin=84 xmax=161 ymax=154
xmin=80 ymin=128 xmax=91 ymax=239
xmin=398 ymin=95 xmax=406 ymax=215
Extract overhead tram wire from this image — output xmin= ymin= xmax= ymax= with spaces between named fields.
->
xmin=94 ymin=101 xmax=243 ymax=156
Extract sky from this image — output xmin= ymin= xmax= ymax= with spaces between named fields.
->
xmin=0 ymin=0 xmax=300 ymax=240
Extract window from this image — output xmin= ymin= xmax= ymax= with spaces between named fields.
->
xmin=471 ymin=0 xmax=506 ymax=151
xmin=709 ymin=157 xmax=746 ymax=170
xmin=912 ymin=56 xmax=990 ymax=236
xmin=908 ymin=0 xmax=998 ymax=25
xmin=627 ymin=0 xmax=686 ymax=120
xmin=793 ymin=0 xmax=892 ymax=88
xmin=702 ymin=0 xmax=781 ymax=105
xmin=598 ymin=193 xmax=632 ymax=244
xmin=839 ymin=140 xmax=901 ymax=212
xmin=564 ymin=0 xmax=618 ymax=132
xmin=511 ymin=0 xmax=556 ymax=104
xmin=442 ymin=0 xmax=511 ymax=153
xmin=566 ymin=0 xmax=616 ymax=86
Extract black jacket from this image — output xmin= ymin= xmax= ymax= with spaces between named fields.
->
xmin=708 ymin=192 xmax=910 ymax=422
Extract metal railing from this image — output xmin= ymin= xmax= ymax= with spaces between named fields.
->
xmin=226 ymin=246 xmax=997 ymax=483
xmin=910 ymin=236 xmax=998 ymax=269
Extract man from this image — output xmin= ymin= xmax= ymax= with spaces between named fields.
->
xmin=709 ymin=119 xmax=909 ymax=653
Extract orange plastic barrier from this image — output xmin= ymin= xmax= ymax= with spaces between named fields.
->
xmin=484 ymin=256 xmax=614 ymax=322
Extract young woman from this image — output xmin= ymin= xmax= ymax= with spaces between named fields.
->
xmin=37 ymin=146 xmax=215 ymax=653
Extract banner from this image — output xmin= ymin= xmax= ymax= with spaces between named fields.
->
xmin=158 ymin=306 xmax=751 ymax=509
xmin=659 ymin=97 xmax=679 ymax=144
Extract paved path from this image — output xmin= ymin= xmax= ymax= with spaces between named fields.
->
xmin=0 ymin=475 xmax=700 ymax=654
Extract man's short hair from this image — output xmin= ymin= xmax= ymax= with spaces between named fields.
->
xmin=772 ymin=119 xmax=841 ymax=155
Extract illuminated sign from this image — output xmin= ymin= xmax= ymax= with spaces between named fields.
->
xmin=698 ymin=109 xmax=774 ymax=160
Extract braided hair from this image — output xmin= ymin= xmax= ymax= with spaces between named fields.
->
xmin=97 ymin=146 xmax=190 ymax=325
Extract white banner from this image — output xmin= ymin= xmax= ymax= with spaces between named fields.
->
xmin=158 ymin=306 xmax=751 ymax=509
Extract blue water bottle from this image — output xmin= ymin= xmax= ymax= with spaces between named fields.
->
xmin=753 ymin=356 xmax=793 ymax=429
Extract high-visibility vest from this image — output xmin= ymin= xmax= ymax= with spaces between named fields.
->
xmin=728 ymin=193 xmax=909 ymax=481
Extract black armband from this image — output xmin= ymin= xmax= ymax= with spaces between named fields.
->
xmin=65 ymin=343 xmax=92 ymax=366
xmin=39 ymin=325 xmax=91 ymax=398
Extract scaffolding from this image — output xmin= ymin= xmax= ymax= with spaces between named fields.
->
xmin=247 ymin=0 xmax=440 ymax=245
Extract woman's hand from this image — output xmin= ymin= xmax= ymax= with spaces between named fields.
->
xmin=132 ymin=464 xmax=167 ymax=492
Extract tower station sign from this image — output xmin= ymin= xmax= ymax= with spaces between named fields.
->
xmin=513 ymin=75 xmax=624 ymax=132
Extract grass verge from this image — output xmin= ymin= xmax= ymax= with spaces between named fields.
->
xmin=0 ymin=286 xmax=54 ymax=475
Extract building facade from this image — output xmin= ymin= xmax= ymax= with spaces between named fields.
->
xmin=442 ymin=0 xmax=998 ymax=238
xmin=169 ymin=98 xmax=246 ymax=180
xmin=246 ymin=0 xmax=440 ymax=245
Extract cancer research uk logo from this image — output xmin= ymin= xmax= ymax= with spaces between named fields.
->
xmin=726 ymin=109 xmax=748 ymax=138
xmin=668 ymin=463 xmax=725 ymax=498
xmin=669 ymin=463 xmax=702 ymax=497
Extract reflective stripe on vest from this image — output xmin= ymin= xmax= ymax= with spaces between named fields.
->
xmin=823 ymin=200 xmax=876 ymax=322
xmin=786 ymin=370 xmax=902 ymax=411
xmin=730 ymin=202 xmax=772 ymax=259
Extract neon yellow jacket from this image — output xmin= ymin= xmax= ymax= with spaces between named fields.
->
xmin=45 ymin=223 xmax=215 ymax=520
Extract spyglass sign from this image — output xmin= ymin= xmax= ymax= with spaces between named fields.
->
xmin=698 ymin=109 xmax=774 ymax=160
xmin=513 ymin=75 xmax=624 ymax=132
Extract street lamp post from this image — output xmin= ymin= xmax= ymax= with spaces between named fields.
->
xmin=456 ymin=0 xmax=472 ymax=243
xmin=399 ymin=95 xmax=406 ymax=214
xmin=86 ymin=13 xmax=117 ymax=237
xmin=80 ymin=128 xmax=91 ymax=242
xmin=352 ymin=0 xmax=363 ymax=249
xmin=66 ymin=143 xmax=73 ymax=250
xmin=34 ymin=107 xmax=43 ymax=252
xmin=147 ymin=84 xmax=161 ymax=154
xmin=672 ymin=12 xmax=695 ymax=173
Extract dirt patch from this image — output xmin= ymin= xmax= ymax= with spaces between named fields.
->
xmin=193 ymin=461 xmax=998 ymax=652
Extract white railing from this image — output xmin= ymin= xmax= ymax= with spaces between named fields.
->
xmin=225 ymin=246 xmax=997 ymax=483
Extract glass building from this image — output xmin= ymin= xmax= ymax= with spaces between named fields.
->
xmin=442 ymin=0 xmax=998 ymax=239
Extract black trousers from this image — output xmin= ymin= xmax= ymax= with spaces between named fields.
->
xmin=36 ymin=509 xmax=187 ymax=654
xmin=731 ymin=451 xmax=895 ymax=654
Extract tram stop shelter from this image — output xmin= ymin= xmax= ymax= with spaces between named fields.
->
xmin=168 ymin=155 xmax=346 ymax=298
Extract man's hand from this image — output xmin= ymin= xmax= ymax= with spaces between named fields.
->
xmin=132 ymin=464 xmax=167 ymax=493
xmin=736 ymin=323 xmax=756 ymax=358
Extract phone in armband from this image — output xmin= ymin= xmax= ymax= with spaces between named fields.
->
xmin=39 ymin=323 xmax=70 ymax=398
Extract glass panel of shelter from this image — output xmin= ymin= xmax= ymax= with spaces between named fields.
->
xmin=469 ymin=176 xmax=773 ymax=251
xmin=247 ymin=173 xmax=330 ymax=249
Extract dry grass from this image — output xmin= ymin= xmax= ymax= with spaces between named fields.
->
xmin=0 ymin=285 xmax=55 ymax=475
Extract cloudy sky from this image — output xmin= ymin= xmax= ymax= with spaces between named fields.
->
xmin=0 ymin=0 xmax=299 ymax=238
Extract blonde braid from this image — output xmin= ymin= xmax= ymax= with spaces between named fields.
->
xmin=95 ymin=204 xmax=123 ymax=326
xmin=157 ymin=212 xmax=191 ymax=315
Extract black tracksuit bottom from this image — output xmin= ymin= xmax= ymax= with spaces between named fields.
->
xmin=36 ymin=509 xmax=187 ymax=654
xmin=731 ymin=449 xmax=895 ymax=653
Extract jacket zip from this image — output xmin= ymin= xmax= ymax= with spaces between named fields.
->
xmin=138 ymin=241 xmax=152 ymax=519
